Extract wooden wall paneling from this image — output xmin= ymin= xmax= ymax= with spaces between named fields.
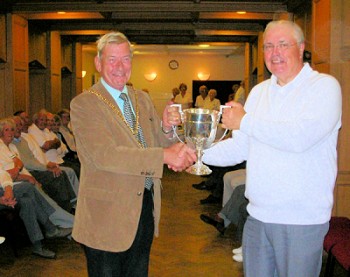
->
xmin=257 ymin=32 xmax=269 ymax=83
xmin=29 ymin=69 xmax=47 ymax=115
xmin=51 ymin=73 xmax=61 ymax=113
xmin=331 ymin=0 xmax=350 ymax=218
xmin=29 ymin=30 xmax=46 ymax=68
xmin=312 ymin=0 xmax=331 ymax=67
xmin=61 ymin=74 xmax=72 ymax=110
xmin=334 ymin=183 xmax=350 ymax=218
xmin=61 ymin=41 xmax=72 ymax=72
xmin=11 ymin=15 xmax=29 ymax=115
xmin=61 ymin=40 xmax=72 ymax=110
xmin=0 ymin=64 xmax=6 ymax=118
xmin=244 ymin=42 xmax=251 ymax=96
xmin=75 ymin=42 xmax=82 ymax=96
xmin=48 ymin=31 xmax=62 ymax=112
xmin=2 ymin=14 xmax=14 ymax=117
xmin=0 ymin=15 xmax=6 ymax=118
xmin=294 ymin=1 xmax=312 ymax=52
xmin=0 ymin=15 xmax=6 ymax=63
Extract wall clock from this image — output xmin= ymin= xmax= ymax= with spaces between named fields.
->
xmin=169 ymin=60 xmax=179 ymax=70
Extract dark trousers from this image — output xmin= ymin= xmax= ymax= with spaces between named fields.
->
xmin=84 ymin=189 xmax=154 ymax=277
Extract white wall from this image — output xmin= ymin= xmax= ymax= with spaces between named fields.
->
xmin=82 ymin=52 xmax=245 ymax=116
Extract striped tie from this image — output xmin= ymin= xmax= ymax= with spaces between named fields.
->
xmin=119 ymin=93 xmax=153 ymax=190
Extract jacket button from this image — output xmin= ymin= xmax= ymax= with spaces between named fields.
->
xmin=137 ymin=191 xmax=142 ymax=196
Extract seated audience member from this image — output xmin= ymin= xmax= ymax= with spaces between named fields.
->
xmin=12 ymin=116 xmax=76 ymax=212
xmin=57 ymin=109 xmax=78 ymax=156
xmin=0 ymin=168 xmax=71 ymax=259
xmin=194 ymin=85 xmax=209 ymax=108
xmin=200 ymin=169 xmax=248 ymax=263
xmin=29 ymin=110 xmax=80 ymax=179
xmin=204 ymin=89 xmax=221 ymax=111
xmin=19 ymin=113 xmax=79 ymax=197
xmin=13 ymin=110 xmax=32 ymax=130
xmin=0 ymin=117 xmax=75 ymax=229
xmin=47 ymin=113 xmax=80 ymax=175
xmin=52 ymin=114 xmax=79 ymax=164
xmin=194 ymin=162 xmax=246 ymax=204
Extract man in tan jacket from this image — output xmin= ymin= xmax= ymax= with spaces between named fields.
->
xmin=70 ymin=32 xmax=196 ymax=276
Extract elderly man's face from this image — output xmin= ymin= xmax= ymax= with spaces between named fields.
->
xmin=95 ymin=42 xmax=132 ymax=91
xmin=199 ymin=88 xmax=207 ymax=98
xmin=13 ymin=118 xmax=23 ymax=138
xmin=60 ymin=113 xmax=70 ymax=127
xmin=263 ymin=24 xmax=304 ymax=86
xmin=46 ymin=116 xmax=54 ymax=130
xmin=35 ymin=113 xmax=47 ymax=130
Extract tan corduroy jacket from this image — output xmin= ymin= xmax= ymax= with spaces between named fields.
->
xmin=70 ymin=81 xmax=172 ymax=252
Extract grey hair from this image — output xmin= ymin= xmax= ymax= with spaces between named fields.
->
xmin=208 ymin=89 xmax=217 ymax=97
xmin=264 ymin=20 xmax=304 ymax=44
xmin=0 ymin=118 xmax=15 ymax=136
xmin=32 ymin=110 xmax=47 ymax=123
xmin=57 ymin=108 xmax=70 ymax=118
xmin=96 ymin=32 xmax=132 ymax=58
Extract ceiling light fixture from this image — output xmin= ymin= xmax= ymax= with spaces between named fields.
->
xmin=197 ymin=72 xmax=210 ymax=81
xmin=144 ymin=72 xmax=157 ymax=81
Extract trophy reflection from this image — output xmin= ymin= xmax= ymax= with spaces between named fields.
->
xmin=172 ymin=105 xmax=228 ymax=175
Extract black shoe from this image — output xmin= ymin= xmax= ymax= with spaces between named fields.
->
xmin=192 ymin=181 xmax=215 ymax=191
xmin=200 ymin=194 xmax=221 ymax=205
xmin=32 ymin=248 xmax=56 ymax=259
xmin=192 ymin=181 xmax=207 ymax=190
xmin=200 ymin=214 xmax=226 ymax=235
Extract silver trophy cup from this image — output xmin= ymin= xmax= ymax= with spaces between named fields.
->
xmin=171 ymin=105 xmax=229 ymax=175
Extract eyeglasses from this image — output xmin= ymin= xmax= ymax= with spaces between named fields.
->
xmin=263 ymin=42 xmax=298 ymax=53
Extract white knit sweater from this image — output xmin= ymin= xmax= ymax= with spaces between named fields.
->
xmin=203 ymin=63 xmax=342 ymax=225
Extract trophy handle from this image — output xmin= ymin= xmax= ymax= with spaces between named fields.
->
xmin=215 ymin=105 xmax=231 ymax=143
xmin=169 ymin=104 xmax=185 ymax=143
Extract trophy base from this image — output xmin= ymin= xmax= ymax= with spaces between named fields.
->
xmin=186 ymin=164 xmax=212 ymax=176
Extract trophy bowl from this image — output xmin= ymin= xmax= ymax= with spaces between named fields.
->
xmin=171 ymin=105 xmax=229 ymax=175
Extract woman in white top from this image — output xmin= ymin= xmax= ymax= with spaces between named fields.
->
xmin=204 ymin=89 xmax=221 ymax=111
xmin=174 ymin=83 xmax=192 ymax=109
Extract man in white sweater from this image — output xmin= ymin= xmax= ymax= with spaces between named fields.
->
xmin=202 ymin=20 xmax=342 ymax=277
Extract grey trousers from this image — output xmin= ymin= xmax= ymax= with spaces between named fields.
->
xmin=0 ymin=182 xmax=55 ymax=244
xmin=219 ymin=184 xmax=247 ymax=227
xmin=242 ymin=216 xmax=329 ymax=277
xmin=34 ymin=186 xmax=75 ymax=228
xmin=60 ymin=166 xmax=79 ymax=198
xmin=30 ymin=170 xmax=76 ymax=211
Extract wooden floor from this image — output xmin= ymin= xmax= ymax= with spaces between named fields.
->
xmin=0 ymin=167 xmax=347 ymax=276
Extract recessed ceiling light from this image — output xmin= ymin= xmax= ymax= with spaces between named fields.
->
xmin=237 ymin=11 xmax=246 ymax=14
xmin=199 ymin=44 xmax=210 ymax=48
xmin=57 ymin=11 xmax=66 ymax=14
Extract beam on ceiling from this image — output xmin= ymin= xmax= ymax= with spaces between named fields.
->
xmin=10 ymin=1 xmax=287 ymax=13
